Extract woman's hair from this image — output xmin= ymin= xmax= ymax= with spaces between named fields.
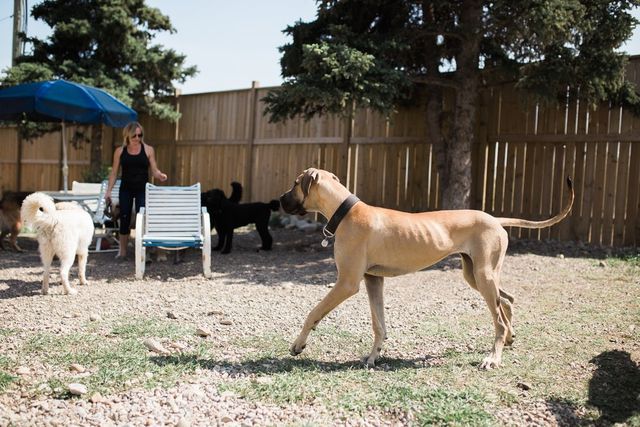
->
xmin=122 ymin=121 xmax=144 ymax=146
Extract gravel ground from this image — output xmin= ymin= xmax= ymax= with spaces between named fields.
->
xmin=0 ymin=226 xmax=637 ymax=426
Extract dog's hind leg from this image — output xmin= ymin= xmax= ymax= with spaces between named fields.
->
xmin=290 ymin=269 xmax=363 ymax=357
xmin=58 ymin=250 xmax=78 ymax=295
xmin=221 ymin=231 xmax=233 ymax=254
xmin=77 ymin=251 xmax=89 ymax=286
xmin=471 ymin=236 xmax=512 ymax=369
xmin=40 ymin=244 xmax=55 ymax=295
xmin=363 ymin=274 xmax=386 ymax=367
xmin=462 ymin=252 xmax=514 ymax=347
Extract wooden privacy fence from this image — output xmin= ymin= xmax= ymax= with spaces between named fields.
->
xmin=2 ymin=60 xmax=640 ymax=247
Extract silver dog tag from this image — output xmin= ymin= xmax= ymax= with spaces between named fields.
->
xmin=321 ymin=238 xmax=329 ymax=247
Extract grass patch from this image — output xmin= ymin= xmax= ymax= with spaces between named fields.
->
xmin=222 ymin=331 xmax=494 ymax=423
xmin=17 ymin=317 xmax=212 ymax=397
xmin=222 ymin=362 xmax=494 ymax=424
xmin=605 ymin=253 xmax=640 ymax=269
xmin=0 ymin=357 xmax=17 ymax=394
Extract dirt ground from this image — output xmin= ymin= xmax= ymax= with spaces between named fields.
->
xmin=0 ymin=226 xmax=638 ymax=426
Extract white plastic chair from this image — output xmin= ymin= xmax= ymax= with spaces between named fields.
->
xmin=91 ymin=180 xmax=121 ymax=253
xmin=135 ymin=183 xmax=211 ymax=279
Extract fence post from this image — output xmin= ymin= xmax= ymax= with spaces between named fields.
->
xmin=244 ymin=81 xmax=259 ymax=201
xmin=16 ymin=131 xmax=22 ymax=190
xmin=340 ymin=101 xmax=354 ymax=188
xmin=170 ymin=89 xmax=181 ymax=186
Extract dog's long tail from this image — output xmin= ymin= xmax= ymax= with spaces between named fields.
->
xmin=268 ymin=200 xmax=280 ymax=211
xmin=497 ymin=177 xmax=574 ymax=229
xmin=20 ymin=192 xmax=57 ymax=228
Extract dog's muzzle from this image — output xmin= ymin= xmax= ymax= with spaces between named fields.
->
xmin=280 ymin=192 xmax=306 ymax=216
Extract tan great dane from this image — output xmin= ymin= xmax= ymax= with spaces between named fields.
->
xmin=280 ymin=168 xmax=574 ymax=369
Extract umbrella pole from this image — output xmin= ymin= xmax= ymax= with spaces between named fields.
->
xmin=62 ymin=120 xmax=69 ymax=193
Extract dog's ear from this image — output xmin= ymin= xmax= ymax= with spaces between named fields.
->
xmin=301 ymin=169 xmax=320 ymax=196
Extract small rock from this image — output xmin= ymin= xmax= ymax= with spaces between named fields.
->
xmin=598 ymin=261 xmax=607 ymax=267
xmin=89 ymin=314 xmax=102 ymax=322
xmin=207 ymin=310 xmax=224 ymax=316
xmin=176 ymin=418 xmax=191 ymax=427
xmin=557 ymin=254 xmax=565 ymax=259
xmin=166 ymin=311 xmax=177 ymax=319
xmin=221 ymin=415 xmax=234 ymax=423
xmin=16 ymin=366 xmax=30 ymax=376
xmin=167 ymin=341 xmax=188 ymax=351
xmin=516 ymin=381 xmax=531 ymax=391
xmin=89 ymin=392 xmax=104 ymax=403
xmin=69 ymin=363 xmax=86 ymax=373
xmin=196 ymin=328 xmax=212 ymax=337
xmin=143 ymin=338 xmax=170 ymax=354
xmin=219 ymin=319 xmax=233 ymax=326
xmin=68 ymin=383 xmax=88 ymax=395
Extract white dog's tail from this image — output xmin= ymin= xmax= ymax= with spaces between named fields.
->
xmin=497 ymin=177 xmax=574 ymax=229
xmin=20 ymin=192 xmax=57 ymax=228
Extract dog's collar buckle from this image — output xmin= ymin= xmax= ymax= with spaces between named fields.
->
xmin=321 ymin=194 xmax=360 ymax=248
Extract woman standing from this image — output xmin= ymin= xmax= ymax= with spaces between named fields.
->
xmin=106 ymin=121 xmax=167 ymax=260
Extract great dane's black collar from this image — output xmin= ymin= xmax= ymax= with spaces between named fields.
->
xmin=321 ymin=194 xmax=360 ymax=247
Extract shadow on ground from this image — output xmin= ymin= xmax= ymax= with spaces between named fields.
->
xmin=541 ymin=350 xmax=640 ymax=426
xmin=150 ymin=353 xmax=430 ymax=375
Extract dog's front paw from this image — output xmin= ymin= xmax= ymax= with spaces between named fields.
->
xmin=361 ymin=354 xmax=378 ymax=368
xmin=479 ymin=356 xmax=501 ymax=370
xmin=289 ymin=342 xmax=306 ymax=356
xmin=65 ymin=288 xmax=78 ymax=296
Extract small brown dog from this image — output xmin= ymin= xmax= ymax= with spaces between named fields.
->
xmin=0 ymin=191 xmax=31 ymax=252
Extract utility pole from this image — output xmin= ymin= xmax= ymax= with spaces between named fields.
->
xmin=12 ymin=0 xmax=24 ymax=66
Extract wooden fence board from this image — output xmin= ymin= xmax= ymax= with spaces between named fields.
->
xmin=602 ymin=142 xmax=619 ymax=246
xmin=558 ymin=142 xmax=576 ymax=240
xmin=613 ymin=142 xmax=631 ymax=246
xmin=624 ymin=143 xmax=640 ymax=246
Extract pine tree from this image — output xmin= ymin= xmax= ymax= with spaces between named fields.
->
xmin=264 ymin=0 xmax=640 ymax=209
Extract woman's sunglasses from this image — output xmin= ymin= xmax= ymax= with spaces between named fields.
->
xmin=131 ymin=133 xmax=143 ymax=139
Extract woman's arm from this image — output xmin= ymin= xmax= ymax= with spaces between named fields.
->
xmin=105 ymin=146 xmax=123 ymax=202
xmin=146 ymin=144 xmax=168 ymax=182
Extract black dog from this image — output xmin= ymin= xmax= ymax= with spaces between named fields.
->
xmin=201 ymin=182 xmax=279 ymax=254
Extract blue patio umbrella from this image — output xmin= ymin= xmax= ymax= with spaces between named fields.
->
xmin=0 ymin=79 xmax=137 ymax=191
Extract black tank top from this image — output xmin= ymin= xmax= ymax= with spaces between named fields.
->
xmin=120 ymin=143 xmax=150 ymax=192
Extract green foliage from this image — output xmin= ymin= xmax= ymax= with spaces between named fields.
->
xmin=82 ymin=164 xmax=111 ymax=183
xmin=20 ymin=318 xmax=210 ymax=397
xmin=264 ymin=42 xmax=410 ymax=121
xmin=265 ymin=0 xmax=640 ymax=121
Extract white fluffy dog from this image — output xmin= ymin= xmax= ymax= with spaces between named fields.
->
xmin=21 ymin=192 xmax=94 ymax=295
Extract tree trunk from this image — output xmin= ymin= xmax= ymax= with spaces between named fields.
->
xmin=440 ymin=0 xmax=482 ymax=210
xmin=89 ymin=124 xmax=103 ymax=182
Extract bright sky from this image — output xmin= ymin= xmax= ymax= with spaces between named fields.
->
xmin=1 ymin=1 xmax=639 ymax=95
